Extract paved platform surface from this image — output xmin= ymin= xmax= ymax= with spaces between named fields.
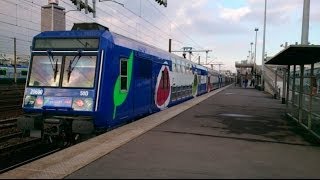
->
xmin=67 ymin=86 xmax=320 ymax=179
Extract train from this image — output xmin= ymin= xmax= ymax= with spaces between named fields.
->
xmin=0 ymin=64 xmax=28 ymax=84
xmin=17 ymin=23 xmax=233 ymax=144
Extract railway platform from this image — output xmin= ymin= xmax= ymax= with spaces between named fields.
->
xmin=2 ymin=85 xmax=320 ymax=179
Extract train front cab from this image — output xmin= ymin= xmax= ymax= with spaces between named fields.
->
xmin=17 ymin=30 xmax=107 ymax=142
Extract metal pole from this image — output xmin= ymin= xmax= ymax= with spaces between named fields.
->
xmin=275 ymin=68 xmax=278 ymax=98
xmin=85 ymin=0 xmax=88 ymax=14
xmin=93 ymin=0 xmax=96 ymax=18
xmin=282 ymin=68 xmax=286 ymax=104
xmin=309 ymin=63 xmax=314 ymax=129
xmin=198 ymin=56 xmax=200 ymax=65
xmin=14 ymin=37 xmax=17 ymax=84
xmin=77 ymin=0 xmax=81 ymax=10
xmin=261 ymin=0 xmax=267 ymax=90
xmin=250 ymin=43 xmax=253 ymax=62
xmin=169 ymin=39 xmax=172 ymax=53
xmin=286 ymin=65 xmax=290 ymax=108
xmin=254 ymin=28 xmax=258 ymax=74
xmin=206 ymin=51 xmax=208 ymax=65
xmin=299 ymin=65 xmax=304 ymax=123
xmin=51 ymin=3 xmax=54 ymax=31
xmin=301 ymin=0 xmax=310 ymax=45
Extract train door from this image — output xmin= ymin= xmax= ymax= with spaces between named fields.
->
xmin=133 ymin=56 xmax=152 ymax=115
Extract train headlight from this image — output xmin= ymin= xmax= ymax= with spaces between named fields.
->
xmin=72 ymin=98 xmax=93 ymax=111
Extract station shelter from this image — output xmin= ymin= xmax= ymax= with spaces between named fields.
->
xmin=266 ymin=45 xmax=320 ymax=138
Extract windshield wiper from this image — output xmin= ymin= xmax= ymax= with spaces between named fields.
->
xmin=67 ymin=50 xmax=82 ymax=83
xmin=47 ymin=50 xmax=59 ymax=82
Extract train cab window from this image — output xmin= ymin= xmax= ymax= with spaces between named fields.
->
xmin=120 ymin=58 xmax=128 ymax=91
xmin=62 ymin=55 xmax=97 ymax=88
xmin=0 ymin=69 xmax=6 ymax=75
xmin=29 ymin=56 xmax=63 ymax=87
xmin=29 ymin=55 xmax=97 ymax=88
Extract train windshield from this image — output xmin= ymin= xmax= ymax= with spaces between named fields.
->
xmin=28 ymin=55 xmax=97 ymax=88
xmin=28 ymin=56 xmax=63 ymax=87
xmin=62 ymin=56 xmax=96 ymax=88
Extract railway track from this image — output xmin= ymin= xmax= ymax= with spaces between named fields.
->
xmin=0 ymin=118 xmax=19 ymax=139
xmin=0 ymin=137 xmax=59 ymax=172
xmin=0 ymin=84 xmax=24 ymax=119
xmin=0 ymin=85 xmax=59 ymax=173
xmin=0 ymin=118 xmax=18 ymax=131
xmin=0 ymin=116 xmax=70 ymax=174
xmin=0 ymin=147 xmax=61 ymax=174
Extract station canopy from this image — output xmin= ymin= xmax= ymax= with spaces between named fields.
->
xmin=266 ymin=45 xmax=320 ymax=65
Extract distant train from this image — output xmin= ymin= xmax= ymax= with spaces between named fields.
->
xmin=18 ymin=23 xmax=233 ymax=144
xmin=0 ymin=65 xmax=28 ymax=84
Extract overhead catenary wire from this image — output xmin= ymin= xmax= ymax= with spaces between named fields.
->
xmin=0 ymin=0 xmax=204 ymax=63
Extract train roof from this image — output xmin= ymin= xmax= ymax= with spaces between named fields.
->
xmin=111 ymin=32 xmax=206 ymax=69
xmin=34 ymin=23 xmax=209 ymax=70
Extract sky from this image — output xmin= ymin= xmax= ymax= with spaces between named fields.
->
xmin=0 ymin=0 xmax=319 ymax=72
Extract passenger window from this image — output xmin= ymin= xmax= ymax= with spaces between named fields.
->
xmin=120 ymin=58 xmax=128 ymax=91
xmin=21 ymin=70 xmax=28 ymax=76
xmin=0 ymin=70 xmax=6 ymax=75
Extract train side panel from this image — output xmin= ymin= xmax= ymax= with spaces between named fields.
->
xmin=132 ymin=53 xmax=153 ymax=117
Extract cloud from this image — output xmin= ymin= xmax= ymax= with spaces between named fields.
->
xmin=243 ymin=0 xmax=302 ymax=25
xmin=219 ymin=6 xmax=251 ymax=22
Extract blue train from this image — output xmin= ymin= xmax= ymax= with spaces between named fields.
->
xmin=18 ymin=23 xmax=232 ymax=143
